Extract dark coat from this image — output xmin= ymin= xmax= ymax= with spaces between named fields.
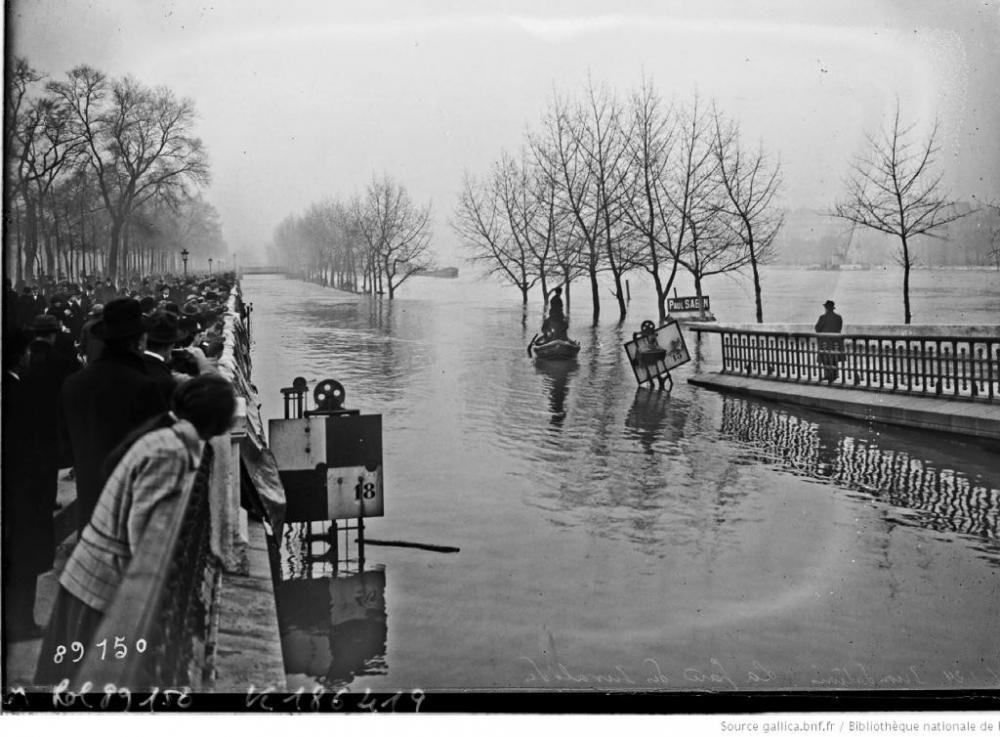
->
xmin=17 ymin=294 xmax=47 ymax=328
xmin=141 ymin=352 xmax=178 ymax=407
xmin=815 ymin=311 xmax=843 ymax=334
xmin=60 ymin=347 xmax=168 ymax=533
xmin=23 ymin=340 xmax=80 ymax=515
xmin=2 ymin=370 xmax=55 ymax=577
xmin=815 ymin=310 xmax=845 ymax=365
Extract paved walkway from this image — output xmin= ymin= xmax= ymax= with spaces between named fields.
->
xmin=688 ymin=372 xmax=1000 ymax=440
xmin=211 ymin=518 xmax=286 ymax=692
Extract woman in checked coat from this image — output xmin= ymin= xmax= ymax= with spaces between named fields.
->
xmin=35 ymin=373 xmax=236 ymax=687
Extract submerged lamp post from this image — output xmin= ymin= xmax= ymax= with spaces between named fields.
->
xmin=180 ymin=248 xmax=189 ymax=278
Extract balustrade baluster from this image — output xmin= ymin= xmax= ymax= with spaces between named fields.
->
xmin=960 ymin=346 xmax=969 ymax=395
xmin=905 ymin=340 xmax=913 ymax=391
xmin=952 ymin=341 xmax=960 ymax=396
xmin=864 ymin=339 xmax=873 ymax=388
xmin=877 ymin=340 xmax=885 ymax=389
xmin=919 ymin=343 xmax=928 ymax=393
xmin=989 ymin=342 xmax=997 ymax=400
xmin=934 ymin=342 xmax=943 ymax=395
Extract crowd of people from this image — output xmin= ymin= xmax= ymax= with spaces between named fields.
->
xmin=1 ymin=271 xmax=242 ymax=680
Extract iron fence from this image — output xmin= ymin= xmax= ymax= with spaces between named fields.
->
xmin=691 ymin=326 xmax=1000 ymax=402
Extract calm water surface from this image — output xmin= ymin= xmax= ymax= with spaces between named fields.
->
xmin=244 ymin=268 xmax=1000 ymax=692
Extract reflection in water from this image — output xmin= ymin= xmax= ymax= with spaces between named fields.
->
xmin=719 ymin=396 xmax=1000 ymax=548
xmin=624 ymin=387 xmax=688 ymax=455
xmin=534 ymin=359 xmax=578 ymax=428
xmin=274 ymin=522 xmax=388 ymax=687
xmin=276 ymin=568 xmax=388 ymax=687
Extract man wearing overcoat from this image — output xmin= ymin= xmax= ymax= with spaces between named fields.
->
xmin=60 ymin=298 xmax=168 ymax=534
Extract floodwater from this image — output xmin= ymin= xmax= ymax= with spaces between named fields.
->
xmin=243 ymin=267 xmax=1000 ymax=693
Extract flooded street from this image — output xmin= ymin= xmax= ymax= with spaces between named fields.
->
xmin=244 ymin=268 xmax=1000 ymax=692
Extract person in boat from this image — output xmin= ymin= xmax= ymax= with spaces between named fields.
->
xmin=542 ymin=286 xmax=568 ymax=341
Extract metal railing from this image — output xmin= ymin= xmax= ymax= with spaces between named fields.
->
xmin=690 ymin=325 xmax=1000 ymax=402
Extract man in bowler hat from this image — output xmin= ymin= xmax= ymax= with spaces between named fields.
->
xmin=60 ymin=298 xmax=169 ymax=534
xmin=815 ymin=299 xmax=844 ymax=384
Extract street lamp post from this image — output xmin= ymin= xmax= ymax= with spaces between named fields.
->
xmin=180 ymin=248 xmax=189 ymax=278
xmin=208 ymin=257 xmax=213 ymax=275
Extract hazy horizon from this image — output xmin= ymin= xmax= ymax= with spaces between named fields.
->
xmin=9 ymin=0 xmax=1000 ymax=267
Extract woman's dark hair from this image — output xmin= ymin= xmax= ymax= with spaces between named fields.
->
xmin=173 ymin=373 xmax=237 ymax=438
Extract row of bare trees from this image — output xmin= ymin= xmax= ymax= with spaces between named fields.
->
xmin=4 ymin=58 xmax=224 ymax=286
xmin=453 ymin=78 xmax=784 ymax=324
xmin=271 ymin=174 xmax=433 ymax=299
xmin=456 ymin=75 xmax=977 ymax=326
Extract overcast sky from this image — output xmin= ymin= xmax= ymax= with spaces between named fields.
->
xmin=9 ymin=0 xmax=1000 ymax=264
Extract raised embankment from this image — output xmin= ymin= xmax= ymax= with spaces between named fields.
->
xmin=209 ymin=283 xmax=287 ymax=691
xmin=688 ymin=323 xmax=1000 ymax=441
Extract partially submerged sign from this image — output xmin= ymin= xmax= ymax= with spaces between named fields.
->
xmin=667 ymin=295 xmax=710 ymax=313
xmin=624 ymin=319 xmax=691 ymax=389
xmin=269 ymin=378 xmax=384 ymax=521
xmin=269 ymin=414 xmax=384 ymax=521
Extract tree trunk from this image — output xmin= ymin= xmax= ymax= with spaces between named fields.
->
xmin=612 ymin=271 xmax=627 ymax=322
xmin=750 ymin=249 xmax=763 ymax=323
xmin=659 ymin=257 xmax=681 ymax=322
xmin=22 ymin=193 xmax=38 ymax=282
xmin=108 ymin=217 xmax=123 ymax=284
xmin=39 ymin=195 xmax=56 ymax=278
xmin=649 ymin=237 xmax=666 ymax=322
xmin=589 ymin=265 xmax=600 ymax=323
xmin=901 ymin=235 xmax=911 ymax=325
xmin=15 ymin=204 xmax=24 ymax=284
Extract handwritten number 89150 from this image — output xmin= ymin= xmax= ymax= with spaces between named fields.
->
xmin=53 ymin=637 xmax=147 ymax=663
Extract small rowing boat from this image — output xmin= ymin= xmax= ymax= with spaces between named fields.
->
xmin=530 ymin=336 xmax=581 ymax=360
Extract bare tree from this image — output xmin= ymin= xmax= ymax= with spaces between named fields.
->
xmin=526 ymin=157 xmax=587 ymax=313
xmin=49 ymin=67 xmax=209 ymax=282
xmin=531 ymin=90 xmax=604 ymax=321
xmin=575 ymin=77 xmax=639 ymax=321
xmin=670 ymin=94 xmax=746 ymax=319
xmin=353 ymin=174 xmax=433 ymax=299
xmin=453 ymin=163 xmax=538 ymax=304
xmin=712 ymin=107 xmax=784 ymax=323
xmin=833 ymin=101 xmax=969 ymax=324
xmin=622 ymin=77 xmax=682 ymax=323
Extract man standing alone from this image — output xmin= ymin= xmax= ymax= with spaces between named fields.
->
xmin=815 ymin=299 xmax=844 ymax=384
